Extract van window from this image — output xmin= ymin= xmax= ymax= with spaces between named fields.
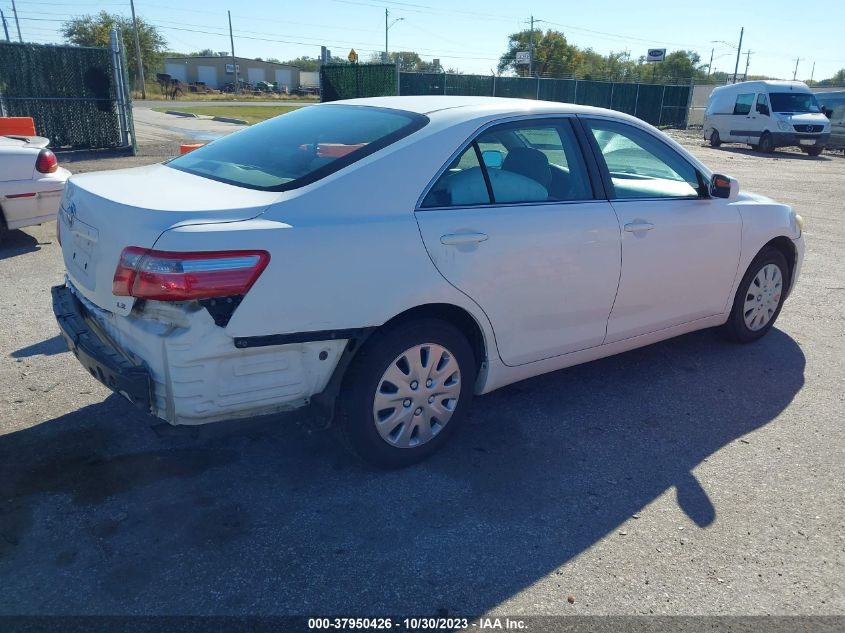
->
xmin=756 ymin=94 xmax=769 ymax=115
xmin=769 ymin=92 xmax=821 ymax=114
xmin=733 ymin=94 xmax=755 ymax=115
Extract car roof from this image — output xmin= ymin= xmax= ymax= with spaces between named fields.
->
xmin=325 ymin=95 xmax=625 ymax=118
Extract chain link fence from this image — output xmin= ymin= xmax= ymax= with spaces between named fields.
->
xmin=0 ymin=41 xmax=135 ymax=150
xmin=321 ymin=64 xmax=693 ymax=128
xmin=320 ymin=64 xmax=397 ymax=102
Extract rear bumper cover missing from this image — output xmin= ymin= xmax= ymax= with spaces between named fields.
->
xmin=52 ymin=284 xmax=153 ymax=413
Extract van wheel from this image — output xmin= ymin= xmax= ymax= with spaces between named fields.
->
xmin=802 ymin=147 xmax=823 ymax=157
xmin=722 ymin=246 xmax=790 ymax=343
xmin=336 ymin=319 xmax=476 ymax=468
xmin=709 ymin=130 xmax=721 ymax=147
xmin=758 ymin=132 xmax=775 ymax=153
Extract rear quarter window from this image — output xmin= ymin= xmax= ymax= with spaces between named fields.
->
xmin=167 ymin=105 xmax=428 ymax=191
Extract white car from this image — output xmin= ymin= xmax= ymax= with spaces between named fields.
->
xmin=52 ymin=97 xmax=804 ymax=467
xmin=0 ymin=135 xmax=71 ymax=244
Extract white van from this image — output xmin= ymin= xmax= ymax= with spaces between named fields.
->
xmin=704 ymin=80 xmax=831 ymax=156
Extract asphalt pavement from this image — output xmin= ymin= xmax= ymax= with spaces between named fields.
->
xmin=0 ymin=128 xmax=842 ymax=618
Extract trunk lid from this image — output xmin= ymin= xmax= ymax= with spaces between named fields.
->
xmin=60 ymin=163 xmax=281 ymax=316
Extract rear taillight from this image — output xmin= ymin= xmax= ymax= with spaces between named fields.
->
xmin=35 ymin=149 xmax=58 ymax=174
xmin=112 ymin=248 xmax=270 ymax=301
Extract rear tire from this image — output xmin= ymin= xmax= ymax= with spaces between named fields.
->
xmin=709 ymin=129 xmax=722 ymax=148
xmin=0 ymin=209 xmax=7 ymax=247
xmin=722 ymin=246 xmax=790 ymax=343
xmin=336 ymin=319 xmax=476 ymax=468
xmin=758 ymin=131 xmax=775 ymax=153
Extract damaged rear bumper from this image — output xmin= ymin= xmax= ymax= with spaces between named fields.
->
xmin=52 ymin=284 xmax=153 ymax=413
xmin=52 ymin=281 xmax=349 ymax=425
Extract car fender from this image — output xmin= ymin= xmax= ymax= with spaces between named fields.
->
xmin=724 ymin=194 xmax=801 ymax=312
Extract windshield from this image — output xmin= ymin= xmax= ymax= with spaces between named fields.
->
xmin=168 ymin=105 xmax=428 ymax=191
xmin=769 ymin=92 xmax=821 ymax=114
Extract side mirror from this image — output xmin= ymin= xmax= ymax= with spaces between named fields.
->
xmin=711 ymin=174 xmax=739 ymax=200
xmin=481 ymin=150 xmax=503 ymax=169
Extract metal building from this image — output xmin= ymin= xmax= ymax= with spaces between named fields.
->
xmin=162 ymin=56 xmax=301 ymax=90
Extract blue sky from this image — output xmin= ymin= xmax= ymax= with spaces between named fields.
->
xmin=4 ymin=0 xmax=843 ymax=80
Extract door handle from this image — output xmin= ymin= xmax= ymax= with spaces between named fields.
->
xmin=624 ymin=221 xmax=655 ymax=232
xmin=440 ymin=232 xmax=489 ymax=245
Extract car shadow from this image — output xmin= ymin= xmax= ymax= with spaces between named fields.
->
xmin=0 ymin=229 xmax=40 ymax=260
xmin=10 ymin=335 xmax=67 ymax=359
xmin=0 ymin=328 xmax=805 ymax=615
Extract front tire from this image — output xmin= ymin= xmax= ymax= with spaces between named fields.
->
xmin=803 ymin=146 xmax=823 ymax=157
xmin=722 ymin=247 xmax=790 ymax=343
xmin=336 ymin=319 xmax=476 ymax=468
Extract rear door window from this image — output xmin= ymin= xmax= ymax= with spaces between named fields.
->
xmin=422 ymin=119 xmax=594 ymax=208
xmin=167 ymin=105 xmax=428 ymax=191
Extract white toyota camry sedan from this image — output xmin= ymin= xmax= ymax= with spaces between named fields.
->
xmin=53 ymin=96 xmax=804 ymax=467
xmin=1 ymin=135 xmax=70 ymax=245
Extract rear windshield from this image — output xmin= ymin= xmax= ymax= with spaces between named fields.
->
xmin=769 ymin=92 xmax=821 ymax=114
xmin=167 ymin=105 xmax=428 ymax=191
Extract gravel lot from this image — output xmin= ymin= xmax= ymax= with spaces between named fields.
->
xmin=0 ymin=127 xmax=843 ymax=618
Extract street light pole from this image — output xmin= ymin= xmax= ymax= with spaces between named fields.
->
xmin=129 ymin=0 xmax=146 ymax=99
xmin=384 ymin=10 xmax=404 ymax=64
xmin=228 ymin=10 xmax=239 ymax=95
xmin=732 ymin=26 xmax=743 ymax=83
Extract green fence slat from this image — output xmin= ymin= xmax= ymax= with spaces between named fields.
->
xmin=0 ymin=41 xmax=127 ymax=148
xmin=319 ymin=64 xmax=690 ymax=127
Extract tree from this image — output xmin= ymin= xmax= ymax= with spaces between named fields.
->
xmin=365 ymin=51 xmax=441 ymax=72
xmin=498 ymin=29 xmax=583 ymax=77
xmin=817 ymin=68 xmax=845 ymax=86
xmin=61 ymin=11 xmax=166 ymax=86
xmin=654 ymin=50 xmax=706 ymax=81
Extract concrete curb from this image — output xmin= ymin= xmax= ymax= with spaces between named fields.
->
xmin=164 ymin=110 xmax=198 ymax=118
xmin=212 ymin=116 xmax=249 ymax=125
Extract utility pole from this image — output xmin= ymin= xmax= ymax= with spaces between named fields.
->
xmin=528 ymin=15 xmax=534 ymax=77
xmin=732 ymin=26 xmax=743 ymax=83
xmin=793 ymin=57 xmax=800 ymax=80
xmin=129 ymin=0 xmax=145 ymax=99
xmin=10 ymin=0 xmax=22 ymax=42
xmin=707 ymin=47 xmax=714 ymax=77
xmin=744 ymin=50 xmax=752 ymax=79
xmin=228 ymin=10 xmax=239 ymax=95
xmin=1 ymin=9 xmax=10 ymax=42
